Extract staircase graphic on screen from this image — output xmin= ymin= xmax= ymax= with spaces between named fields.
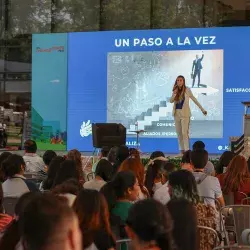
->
xmin=128 ymin=98 xmax=176 ymax=135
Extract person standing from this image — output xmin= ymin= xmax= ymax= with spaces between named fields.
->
xmin=192 ymin=53 xmax=204 ymax=88
xmin=170 ymin=75 xmax=207 ymax=154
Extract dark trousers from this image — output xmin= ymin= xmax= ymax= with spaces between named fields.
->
xmin=192 ymin=70 xmax=201 ymax=87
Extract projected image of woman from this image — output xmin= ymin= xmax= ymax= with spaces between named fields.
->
xmin=170 ymin=75 xmax=207 ymax=154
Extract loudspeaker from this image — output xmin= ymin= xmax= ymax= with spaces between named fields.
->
xmin=92 ymin=123 xmax=126 ymax=148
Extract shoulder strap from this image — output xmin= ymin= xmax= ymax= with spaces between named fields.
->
xmin=196 ymin=174 xmax=208 ymax=185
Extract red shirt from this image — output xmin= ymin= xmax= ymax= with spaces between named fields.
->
xmin=0 ymin=214 xmax=12 ymax=232
xmin=218 ymin=174 xmax=250 ymax=204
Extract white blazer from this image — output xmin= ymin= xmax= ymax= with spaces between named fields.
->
xmin=170 ymin=87 xmax=205 ymax=117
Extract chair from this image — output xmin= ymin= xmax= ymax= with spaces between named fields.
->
xmin=3 ymin=197 xmax=19 ymax=216
xmin=198 ymin=225 xmax=220 ymax=250
xmin=224 ymin=192 xmax=248 ymax=206
xmin=242 ymin=198 xmax=250 ymax=205
xmin=221 ymin=205 xmax=250 ymax=245
xmin=213 ymin=246 xmax=250 ymax=250
xmin=116 ymin=239 xmax=132 ymax=250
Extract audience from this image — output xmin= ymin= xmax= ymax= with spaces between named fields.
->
xmin=144 ymin=159 xmax=165 ymax=197
xmin=192 ymin=141 xmax=215 ymax=176
xmin=191 ymin=150 xmax=225 ymax=207
xmin=181 ymin=150 xmax=192 ymax=171
xmin=0 ymin=152 xmax=12 ymax=182
xmin=19 ymin=193 xmax=82 ymax=250
xmin=41 ymin=156 xmax=65 ymax=190
xmin=112 ymin=145 xmax=130 ymax=175
xmin=167 ymin=199 xmax=198 ymax=250
xmin=42 ymin=150 xmax=57 ymax=172
xmin=126 ymin=199 xmax=173 ymax=250
xmin=67 ymin=149 xmax=84 ymax=184
xmin=73 ymin=189 xmax=115 ymax=250
xmin=53 ymin=160 xmax=80 ymax=188
xmin=216 ymin=150 xmax=235 ymax=175
xmin=2 ymin=154 xmax=38 ymax=197
xmin=119 ymin=157 xmax=149 ymax=199
xmin=23 ymin=140 xmax=45 ymax=178
xmin=168 ymin=170 xmax=217 ymax=249
xmin=0 ymin=192 xmax=37 ymax=250
xmin=218 ymin=155 xmax=250 ymax=204
xmin=0 ymin=139 xmax=247 ymax=250
xmin=92 ymin=146 xmax=110 ymax=173
xmin=111 ymin=171 xmax=139 ymax=223
xmin=0 ymin=183 xmax=12 ymax=232
xmin=52 ymin=179 xmax=82 ymax=206
xmin=84 ymin=159 xmax=113 ymax=191
xmin=153 ymin=162 xmax=176 ymax=205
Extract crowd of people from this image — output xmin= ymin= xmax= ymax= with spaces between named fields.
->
xmin=0 ymin=139 xmax=249 ymax=250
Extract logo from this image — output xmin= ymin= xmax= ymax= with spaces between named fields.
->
xmin=36 ymin=46 xmax=64 ymax=53
xmin=80 ymin=120 xmax=92 ymax=137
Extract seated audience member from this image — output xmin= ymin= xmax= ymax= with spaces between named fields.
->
xmin=84 ymin=159 xmax=113 ymax=191
xmin=100 ymin=182 xmax=126 ymax=239
xmin=218 ymin=155 xmax=250 ymax=204
xmin=191 ymin=150 xmax=225 ymax=207
xmin=41 ymin=156 xmax=65 ymax=190
xmin=181 ymin=150 xmax=193 ymax=171
xmin=112 ymin=146 xmax=130 ymax=175
xmin=153 ymin=162 xmax=176 ymax=205
xmin=73 ymin=189 xmax=115 ymax=250
xmin=216 ymin=151 xmax=235 ymax=175
xmin=42 ymin=150 xmax=56 ymax=172
xmin=67 ymin=149 xmax=84 ymax=184
xmin=92 ymin=146 xmax=110 ymax=173
xmin=53 ymin=160 xmax=80 ymax=188
xmin=119 ymin=157 xmax=149 ymax=199
xmin=168 ymin=170 xmax=217 ymax=248
xmin=167 ymin=199 xmax=198 ymax=250
xmin=111 ymin=171 xmax=139 ymax=223
xmin=23 ymin=140 xmax=45 ymax=177
xmin=0 ymin=183 xmax=12 ymax=231
xmin=52 ymin=179 xmax=82 ymax=206
xmin=0 ymin=192 xmax=37 ymax=249
xmin=19 ymin=193 xmax=82 ymax=250
xmin=145 ymin=159 xmax=168 ymax=197
xmin=107 ymin=146 xmax=118 ymax=166
xmin=2 ymin=154 xmax=38 ymax=197
xmin=126 ymin=199 xmax=173 ymax=250
xmin=0 ymin=152 xmax=12 ymax=182
xmin=192 ymin=141 xmax=215 ymax=176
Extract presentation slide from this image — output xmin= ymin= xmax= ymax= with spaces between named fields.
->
xmin=32 ymin=27 xmax=250 ymax=153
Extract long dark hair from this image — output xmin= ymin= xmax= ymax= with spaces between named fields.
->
xmin=169 ymin=170 xmax=200 ymax=204
xmin=53 ymin=160 xmax=80 ymax=187
xmin=42 ymin=156 xmax=65 ymax=190
xmin=145 ymin=160 xmax=166 ymax=197
xmin=216 ymin=151 xmax=235 ymax=175
xmin=173 ymin=75 xmax=186 ymax=102
xmin=167 ymin=199 xmax=198 ymax=250
xmin=126 ymin=199 xmax=173 ymax=250
xmin=73 ymin=189 xmax=115 ymax=249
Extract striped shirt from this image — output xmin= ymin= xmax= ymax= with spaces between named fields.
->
xmin=0 ymin=214 xmax=12 ymax=232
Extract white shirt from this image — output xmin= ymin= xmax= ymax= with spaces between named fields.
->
xmin=83 ymin=179 xmax=106 ymax=191
xmin=2 ymin=174 xmax=29 ymax=197
xmin=193 ymin=172 xmax=222 ymax=207
xmin=23 ymin=153 xmax=45 ymax=173
xmin=153 ymin=182 xmax=170 ymax=205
